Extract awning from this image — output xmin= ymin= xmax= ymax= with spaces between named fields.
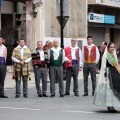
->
xmin=88 ymin=22 xmax=120 ymax=29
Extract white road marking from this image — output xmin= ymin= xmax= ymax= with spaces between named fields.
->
xmin=62 ymin=110 xmax=120 ymax=115
xmin=0 ymin=107 xmax=40 ymax=111
xmin=62 ymin=110 xmax=95 ymax=114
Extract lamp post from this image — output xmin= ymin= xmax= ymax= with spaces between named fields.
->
xmin=57 ymin=0 xmax=69 ymax=48
xmin=60 ymin=0 xmax=64 ymax=48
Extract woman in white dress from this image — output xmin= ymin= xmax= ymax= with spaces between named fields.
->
xmin=93 ymin=42 xmax=120 ymax=112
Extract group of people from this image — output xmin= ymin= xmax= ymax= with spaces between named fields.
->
xmin=0 ymin=36 xmax=120 ymax=112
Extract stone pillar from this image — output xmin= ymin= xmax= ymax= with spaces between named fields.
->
xmin=33 ymin=5 xmax=43 ymax=48
xmin=26 ymin=1 xmax=34 ymax=51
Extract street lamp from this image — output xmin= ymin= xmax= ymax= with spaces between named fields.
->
xmin=60 ymin=0 xmax=64 ymax=48
xmin=56 ymin=0 xmax=69 ymax=49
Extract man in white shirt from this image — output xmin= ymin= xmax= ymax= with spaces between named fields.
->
xmin=12 ymin=39 xmax=31 ymax=98
xmin=32 ymin=41 xmax=48 ymax=97
xmin=0 ymin=37 xmax=8 ymax=98
xmin=64 ymin=38 xmax=83 ymax=96
xmin=48 ymin=39 xmax=65 ymax=97
xmin=82 ymin=36 xmax=100 ymax=96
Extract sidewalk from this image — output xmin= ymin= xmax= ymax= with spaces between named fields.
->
xmin=5 ymin=66 xmax=84 ymax=89
xmin=5 ymin=66 xmax=36 ymax=89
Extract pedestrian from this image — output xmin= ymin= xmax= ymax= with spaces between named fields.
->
xmin=64 ymin=38 xmax=83 ymax=96
xmin=93 ymin=42 xmax=120 ymax=112
xmin=2 ymin=38 xmax=6 ymax=46
xmin=31 ymin=41 xmax=48 ymax=97
xmin=100 ymin=41 xmax=107 ymax=56
xmin=43 ymin=40 xmax=54 ymax=82
xmin=43 ymin=40 xmax=53 ymax=52
xmin=82 ymin=36 xmax=100 ymax=96
xmin=48 ymin=39 xmax=65 ymax=97
xmin=0 ymin=37 xmax=8 ymax=98
xmin=12 ymin=39 xmax=32 ymax=98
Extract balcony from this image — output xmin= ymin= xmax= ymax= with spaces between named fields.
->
xmin=3 ymin=0 xmax=32 ymax=2
xmin=88 ymin=0 xmax=120 ymax=8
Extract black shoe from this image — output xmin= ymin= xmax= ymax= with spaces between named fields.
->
xmin=15 ymin=95 xmax=20 ymax=98
xmin=74 ymin=93 xmax=79 ymax=97
xmin=83 ymin=93 xmax=88 ymax=96
xmin=24 ymin=94 xmax=28 ymax=98
xmin=107 ymin=107 xmax=117 ymax=113
xmin=0 ymin=95 xmax=8 ymax=98
xmin=38 ymin=94 xmax=43 ymax=97
xmin=60 ymin=94 xmax=64 ymax=97
xmin=64 ymin=92 xmax=70 ymax=95
xmin=43 ymin=94 xmax=49 ymax=97
xmin=50 ymin=94 xmax=55 ymax=97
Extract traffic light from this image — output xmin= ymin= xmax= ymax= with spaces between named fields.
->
xmin=17 ymin=2 xmax=26 ymax=22
xmin=22 ymin=4 xmax=26 ymax=22
xmin=13 ymin=2 xmax=26 ymax=28
xmin=13 ymin=13 xmax=22 ymax=28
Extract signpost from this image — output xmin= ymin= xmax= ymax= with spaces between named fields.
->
xmin=56 ymin=0 xmax=69 ymax=48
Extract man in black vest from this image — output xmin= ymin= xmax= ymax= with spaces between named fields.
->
xmin=32 ymin=41 xmax=48 ymax=97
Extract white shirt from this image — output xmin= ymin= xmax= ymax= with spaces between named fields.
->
xmin=48 ymin=47 xmax=65 ymax=63
xmin=82 ymin=44 xmax=100 ymax=64
xmin=0 ymin=47 xmax=4 ymax=57
xmin=12 ymin=45 xmax=32 ymax=63
xmin=39 ymin=50 xmax=45 ymax=61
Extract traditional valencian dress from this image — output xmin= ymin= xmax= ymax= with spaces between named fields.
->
xmin=93 ymin=48 xmax=120 ymax=107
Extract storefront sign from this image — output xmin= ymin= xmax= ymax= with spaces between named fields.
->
xmin=89 ymin=13 xmax=115 ymax=24
xmin=89 ymin=13 xmax=104 ymax=23
xmin=104 ymin=15 xmax=115 ymax=24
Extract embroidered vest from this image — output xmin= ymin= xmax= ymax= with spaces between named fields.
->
xmin=50 ymin=49 xmax=63 ymax=67
xmin=31 ymin=49 xmax=47 ymax=68
xmin=64 ymin=46 xmax=80 ymax=69
xmin=84 ymin=46 xmax=96 ymax=63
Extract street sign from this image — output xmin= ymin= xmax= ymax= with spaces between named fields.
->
xmin=57 ymin=16 xmax=69 ymax=29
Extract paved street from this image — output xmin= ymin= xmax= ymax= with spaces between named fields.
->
xmin=0 ymin=66 xmax=120 ymax=120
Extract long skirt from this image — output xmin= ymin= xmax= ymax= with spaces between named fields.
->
xmin=93 ymin=67 xmax=120 ymax=107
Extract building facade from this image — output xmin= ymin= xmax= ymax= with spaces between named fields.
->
xmin=0 ymin=0 xmax=34 ymax=64
xmin=43 ymin=0 xmax=87 ymax=47
xmin=88 ymin=0 xmax=120 ymax=48
xmin=1 ymin=0 xmax=120 ymax=64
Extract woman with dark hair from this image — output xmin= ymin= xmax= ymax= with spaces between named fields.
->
xmin=93 ymin=42 xmax=120 ymax=112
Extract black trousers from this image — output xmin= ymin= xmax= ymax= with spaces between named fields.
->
xmin=0 ymin=65 xmax=6 ymax=96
